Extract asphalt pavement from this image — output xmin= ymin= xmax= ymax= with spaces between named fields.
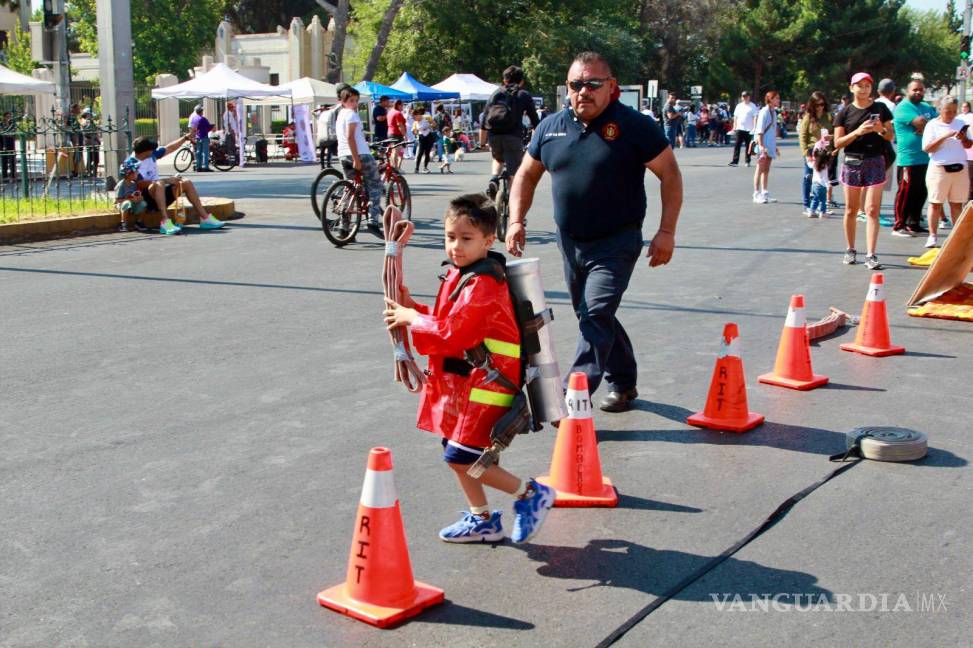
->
xmin=1 ymin=141 xmax=970 ymax=647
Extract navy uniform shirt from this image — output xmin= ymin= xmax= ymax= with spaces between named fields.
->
xmin=528 ymin=100 xmax=669 ymax=240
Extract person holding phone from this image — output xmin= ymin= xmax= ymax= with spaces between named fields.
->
xmin=921 ymin=95 xmax=971 ymax=248
xmin=833 ymin=72 xmax=894 ymax=270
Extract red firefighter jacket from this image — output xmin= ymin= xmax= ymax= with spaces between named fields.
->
xmin=411 ymin=264 xmax=522 ymax=448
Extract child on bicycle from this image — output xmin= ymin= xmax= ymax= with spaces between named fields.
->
xmin=383 ymin=194 xmax=554 ymax=544
xmin=335 ymin=85 xmax=384 ymax=236
xmin=115 ymin=158 xmax=147 ymax=232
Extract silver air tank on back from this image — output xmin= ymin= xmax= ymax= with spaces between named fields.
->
xmin=505 ymin=257 xmax=568 ymax=423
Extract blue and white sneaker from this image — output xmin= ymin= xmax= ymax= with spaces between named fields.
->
xmin=511 ymin=479 xmax=555 ymax=544
xmin=439 ymin=511 xmax=503 ymax=543
xmin=199 ymin=214 xmax=225 ymax=230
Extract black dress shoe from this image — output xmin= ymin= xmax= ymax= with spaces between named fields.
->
xmin=599 ymin=387 xmax=638 ymax=412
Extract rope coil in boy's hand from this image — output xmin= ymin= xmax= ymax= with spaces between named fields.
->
xmin=382 ymin=206 xmax=426 ymax=393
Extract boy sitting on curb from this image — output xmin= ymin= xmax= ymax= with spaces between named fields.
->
xmin=115 ymin=158 xmax=147 ymax=232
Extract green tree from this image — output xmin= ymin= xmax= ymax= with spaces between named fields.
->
xmin=3 ymin=29 xmax=36 ymax=76
xmin=68 ymin=0 xmax=226 ymax=84
xmin=900 ymin=8 xmax=962 ymax=93
xmin=226 ymin=0 xmax=327 ymax=33
xmin=348 ymin=0 xmax=644 ymax=103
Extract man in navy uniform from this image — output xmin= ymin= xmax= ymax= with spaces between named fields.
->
xmin=505 ymin=51 xmax=683 ymax=412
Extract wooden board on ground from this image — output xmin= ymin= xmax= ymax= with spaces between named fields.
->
xmin=907 ymin=201 xmax=973 ymax=307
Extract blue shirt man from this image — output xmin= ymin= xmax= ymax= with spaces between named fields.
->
xmin=506 ymin=51 xmax=683 ymax=413
xmin=892 ymin=79 xmax=937 ymax=233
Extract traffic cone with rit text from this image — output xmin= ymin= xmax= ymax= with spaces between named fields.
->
xmin=688 ymin=323 xmax=765 ymax=432
xmin=840 ymin=273 xmax=905 ymax=357
xmin=758 ymin=294 xmax=829 ymax=390
xmin=317 ymin=447 xmax=444 ymax=628
xmin=537 ymin=372 xmax=618 ymax=507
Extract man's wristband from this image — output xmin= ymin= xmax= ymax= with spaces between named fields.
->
xmin=658 ymin=229 xmax=675 ymax=235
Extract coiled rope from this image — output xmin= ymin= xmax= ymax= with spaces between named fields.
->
xmin=382 ymin=206 xmax=426 ymax=392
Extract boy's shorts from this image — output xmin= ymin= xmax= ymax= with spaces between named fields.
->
xmin=118 ymin=199 xmax=146 ymax=214
xmin=442 ymin=438 xmax=486 ymax=465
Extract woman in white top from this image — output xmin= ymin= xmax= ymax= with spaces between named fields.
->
xmin=921 ymin=95 xmax=972 ymax=247
xmin=752 ymin=90 xmax=780 ymax=204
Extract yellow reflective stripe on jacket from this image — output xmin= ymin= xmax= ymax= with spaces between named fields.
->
xmin=469 ymin=388 xmax=515 ymax=407
xmin=483 ymin=338 xmax=520 ymax=359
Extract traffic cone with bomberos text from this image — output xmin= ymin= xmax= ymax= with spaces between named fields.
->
xmin=537 ymin=372 xmax=618 ymax=507
xmin=758 ymin=294 xmax=829 ymax=390
xmin=317 ymin=447 xmax=443 ymax=628
xmin=840 ymin=273 xmax=905 ymax=357
xmin=688 ymin=323 xmax=765 ymax=432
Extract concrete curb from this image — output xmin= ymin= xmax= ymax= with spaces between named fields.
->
xmin=0 ymin=197 xmax=238 ymax=244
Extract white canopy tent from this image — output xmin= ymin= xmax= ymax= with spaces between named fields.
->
xmin=431 ymin=73 xmax=499 ymax=101
xmin=247 ymin=77 xmax=346 ymax=106
xmin=0 ymin=64 xmax=56 ymax=95
xmin=151 ymin=64 xmax=291 ymax=168
xmin=150 ymin=63 xmax=289 ymax=100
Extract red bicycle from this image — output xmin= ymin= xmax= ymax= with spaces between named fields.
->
xmin=319 ymin=140 xmax=412 ymax=246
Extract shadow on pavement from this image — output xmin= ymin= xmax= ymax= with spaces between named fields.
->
xmin=600 ymin=400 xmax=848 ymax=456
xmin=679 ymin=243 xmax=913 ymax=259
xmin=227 ymin=222 xmax=321 ymax=232
xmin=510 ymin=539 xmax=832 ymax=601
xmin=416 ymin=601 xmax=534 ymax=630
xmin=901 ymin=350 xmax=957 ymax=359
xmin=0 ymin=266 xmax=435 ymax=300
xmin=823 ymin=382 xmax=886 ymax=392
xmin=918 ymin=447 xmax=967 ymax=468
xmin=543 ymin=290 xmax=781 ymax=320
xmin=616 ymin=493 xmax=703 ymax=513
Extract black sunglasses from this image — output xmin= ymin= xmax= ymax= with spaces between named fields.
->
xmin=568 ymin=78 xmax=609 ymax=92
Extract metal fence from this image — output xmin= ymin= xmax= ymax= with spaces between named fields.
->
xmin=0 ymin=107 xmax=132 ymax=224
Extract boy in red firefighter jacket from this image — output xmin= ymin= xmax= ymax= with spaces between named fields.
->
xmin=384 ymin=194 xmax=554 ymax=544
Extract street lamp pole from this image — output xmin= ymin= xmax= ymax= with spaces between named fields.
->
xmin=961 ymin=0 xmax=972 ymax=102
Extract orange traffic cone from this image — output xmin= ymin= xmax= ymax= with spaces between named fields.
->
xmin=687 ymin=323 xmax=765 ymax=432
xmin=758 ymin=294 xmax=829 ymax=391
xmin=537 ymin=372 xmax=618 ymax=507
xmin=317 ymin=447 xmax=443 ymax=628
xmin=840 ymin=273 xmax=905 ymax=357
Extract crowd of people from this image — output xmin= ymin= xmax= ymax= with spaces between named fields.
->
xmin=714 ymin=72 xmax=968 ymax=271
xmin=314 ymin=91 xmax=479 ymax=176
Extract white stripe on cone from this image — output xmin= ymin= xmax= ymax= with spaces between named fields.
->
xmin=784 ymin=306 xmax=807 ymax=328
xmin=360 ymin=469 xmax=397 ymax=508
xmin=718 ymin=336 xmax=741 ymax=359
xmin=866 ymin=283 xmax=886 ymax=303
xmin=565 ymin=388 xmax=593 ymax=420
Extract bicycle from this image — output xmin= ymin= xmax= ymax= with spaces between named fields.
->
xmin=173 ymin=139 xmax=235 ymax=173
xmin=373 ymin=139 xmax=412 ymax=222
xmin=320 ymin=170 xmax=372 ymax=246
xmin=490 ymin=166 xmax=511 ymax=240
xmin=311 ymin=138 xmax=412 ymax=225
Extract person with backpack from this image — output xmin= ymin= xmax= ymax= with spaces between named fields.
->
xmin=383 ymin=194 xmax=555 ymax=544
xmin=480 ymin=65 xmax=540 ymax=195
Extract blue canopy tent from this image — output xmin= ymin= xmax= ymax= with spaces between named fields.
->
xmin=390 ymin=72 xmax=460 ymax=101
xmin=353 ymin=81 xmax=410 ymax=100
